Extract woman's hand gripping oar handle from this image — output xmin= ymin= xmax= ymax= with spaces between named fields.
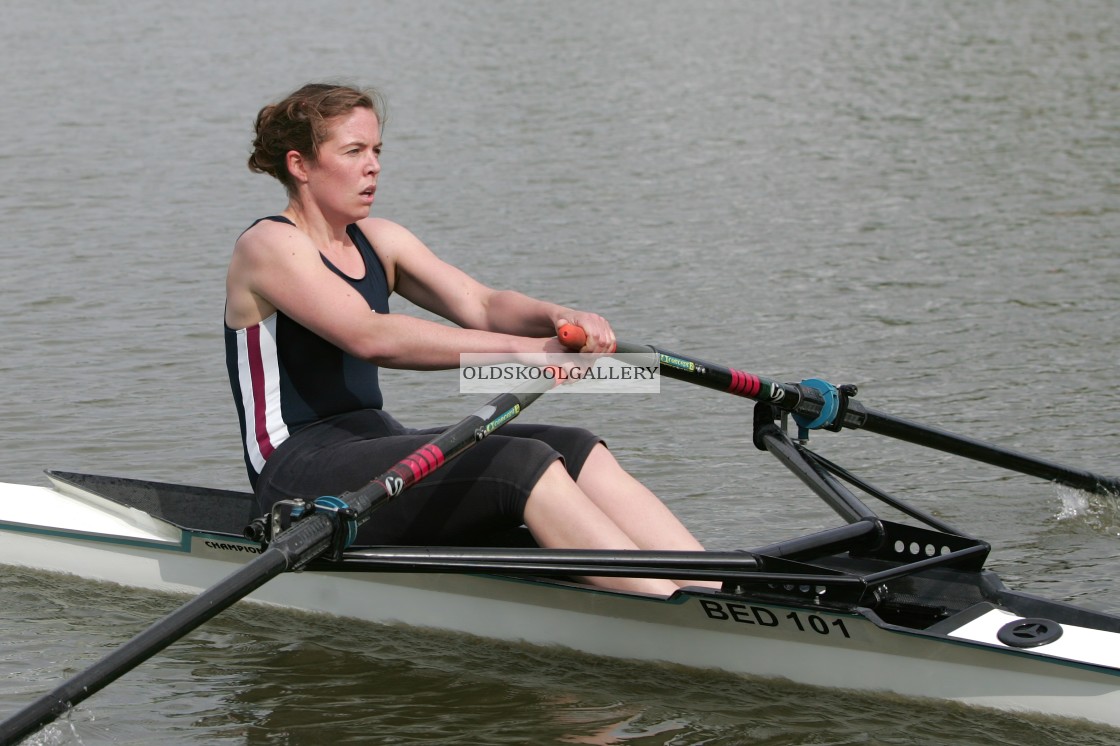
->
xmin=558 ymin=325 xmax=628 ymax=354
xmin=558 ymin=324 xmax=624 ymax=353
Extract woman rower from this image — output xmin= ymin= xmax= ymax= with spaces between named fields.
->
xmin=224 ymin=82 xmax=719 ymax=596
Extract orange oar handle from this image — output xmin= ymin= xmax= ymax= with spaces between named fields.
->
xmin=557 ymin=324 xmax=587 ymax=350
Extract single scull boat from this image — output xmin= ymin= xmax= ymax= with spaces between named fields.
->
xmin=2 ymin=337 xmax=1119 ymax=736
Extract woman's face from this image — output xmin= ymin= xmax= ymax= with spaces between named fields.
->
xmin=301 ymin=106 xmax=382 ymax=223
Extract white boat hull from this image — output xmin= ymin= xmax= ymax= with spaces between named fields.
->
xmin=1 ymin=477 xmax=1118 ymax=729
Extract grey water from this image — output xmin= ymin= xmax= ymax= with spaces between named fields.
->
xmin=2 ymin=1 xmax=1119 ymax=743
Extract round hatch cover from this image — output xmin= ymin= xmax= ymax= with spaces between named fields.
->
xmin=996 ymin=618 xmax=1064 ymax=648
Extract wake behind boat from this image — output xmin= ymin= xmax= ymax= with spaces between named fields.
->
xmin=2 ymin=338 xmax=1120 ymax=740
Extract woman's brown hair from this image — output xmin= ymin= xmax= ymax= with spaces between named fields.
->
xmin=248 ymin=83 xmax=386 ymax=196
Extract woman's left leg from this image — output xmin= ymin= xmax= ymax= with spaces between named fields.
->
xmin=575 ymin=444 xmax=722 ymax=589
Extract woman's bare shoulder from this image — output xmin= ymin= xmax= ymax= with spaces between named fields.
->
xmin=356 ymin=216 xmax=416 ymax=242
xmin=234 ymin=217 xmax=317 ymax=263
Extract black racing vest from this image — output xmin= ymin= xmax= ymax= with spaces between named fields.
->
xmin=224 ymin=217 xmax=391 ymax=483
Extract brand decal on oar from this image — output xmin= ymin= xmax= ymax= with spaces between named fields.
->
xmin=765 ymin=383 xmax=786 ymax=403
xmin=485 ymin=404 xmax=521 ymax=435
xmin=659 ymin=353 xmax=695 ymax=372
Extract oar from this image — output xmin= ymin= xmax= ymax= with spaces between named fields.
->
xmin=853 ymin=407 xmax=1120 ymax=495
xmin=559 ymin=325 xmax=1120 ymax=496
xmin=0 ymin=376 xmax=558 ymax=745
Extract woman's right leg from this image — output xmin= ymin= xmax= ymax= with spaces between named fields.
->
xmin=522 ymin=460 xmax=680 ymax=596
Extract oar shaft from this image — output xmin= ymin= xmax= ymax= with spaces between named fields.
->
xmin=567 ymin=329 xmax=843 ymax=428
xmin=0 ymin=545 xmax=290 ymax=744
xmin=340 ymin=383 xmax=551 ymax=527
xmin=564 ymin=326 xmax=802 ymax=406
xmin=611 ymin=339 xmax=839 ymax=423
xmin=623 ymin=341 xmax=797 ymax=399
xmin=0 ymin=378 xmax=556 ymax=743
xmin=858 ymin=405 xmax=1120 ymax=496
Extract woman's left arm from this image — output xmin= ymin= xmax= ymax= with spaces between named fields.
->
xmin=365 ymin=217 xmax=615 ymax=352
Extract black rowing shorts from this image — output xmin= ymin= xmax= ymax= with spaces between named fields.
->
xmin=254 ymin=409 xmax=603 ymax=546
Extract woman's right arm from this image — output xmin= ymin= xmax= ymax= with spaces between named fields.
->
xmin=224 ymin=220 xmax=558 ymax=370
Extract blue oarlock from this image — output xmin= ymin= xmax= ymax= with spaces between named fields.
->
xmin=792 ymin=378 xmax=841 ymax=440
